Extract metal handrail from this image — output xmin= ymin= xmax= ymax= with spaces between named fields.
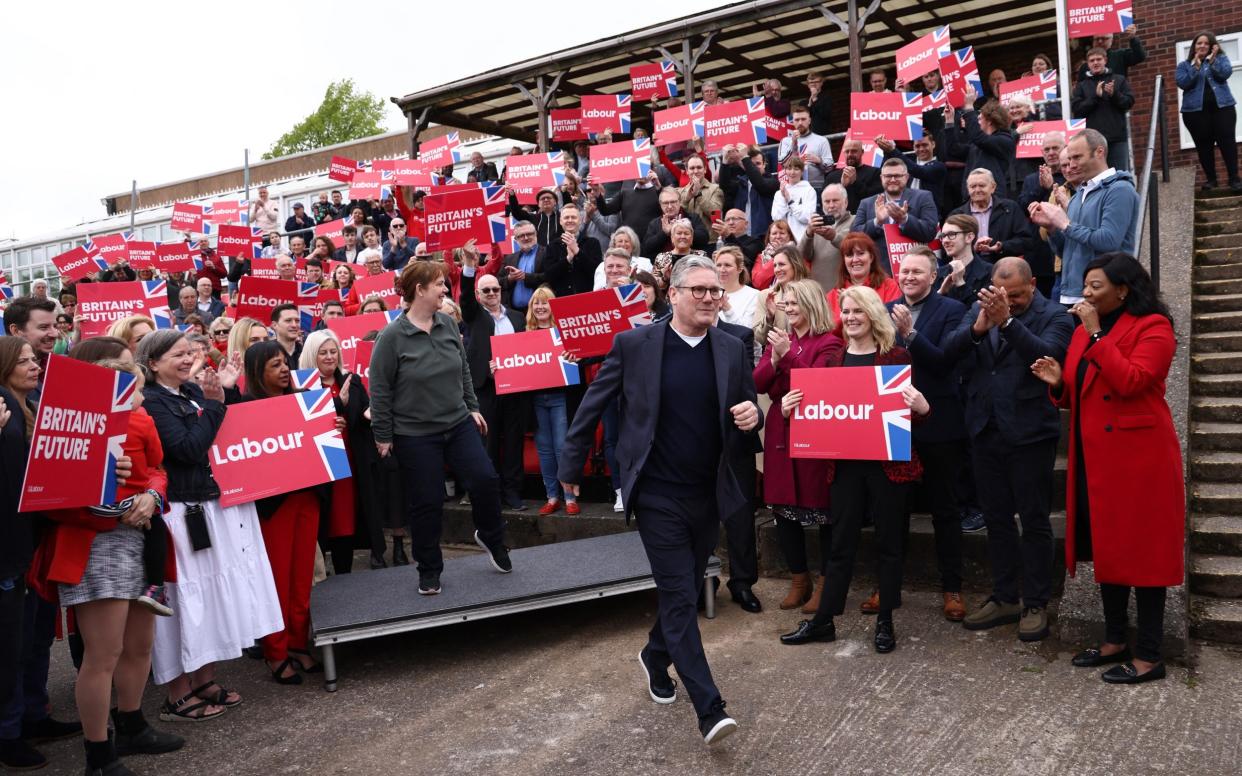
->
xmin=1135 ymin=73 xmax=1170 ymax=289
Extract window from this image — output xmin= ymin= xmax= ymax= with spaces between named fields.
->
xmin=32 ymin=246 xmax=45 ymax=266
xmin=1175 ymin=32 xmax=1242 ymax=149
xmin=160 ymin=223 xmax=174 ymax=241
xmin=141 ymin=225 xmax=160 ymax=242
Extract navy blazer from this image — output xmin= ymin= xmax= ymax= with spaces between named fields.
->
xmin=884 ymin=150 xmax=948 ymax=214
xmin=852 ymin=188 xmax=940 ymax=274
xmin=941 ymin=290 xmax=1073 ymax=446
xmin=497 ymin=247 xmax=548 ymax=310
xmin=888 ymin=293 xmax=968 ymax=444
xmin=557 ymin=321 xmax=762 ymax=521
xmin=459 ymin=272 xmax=527 ymax=391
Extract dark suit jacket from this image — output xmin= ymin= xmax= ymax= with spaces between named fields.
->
xmin=885 ymin=149 xmax=948 ymax=213
xmin=941 ymin=290 xmax=1073 ymax=446
xmin=853 ymin=188 xmax=940 ymax=274
xmin=543 ymin=232 xmax=603 ymax=298
xmin=934 ymin=254 xmax=993 ymax=307
xmin=888 ymin=293 xmax=968 ymax=444
xmin=558 ymin=322 xmax=762 ymax=521
xmin=948 ymin=197 xmax=1037 ymax=261
xmin=824 ymin=164 xmax=883 ymax=213
xmin=459 ymin=271 xmax=527 ymax=390
xmin=497 ymin=247 xmax=549 ymax=309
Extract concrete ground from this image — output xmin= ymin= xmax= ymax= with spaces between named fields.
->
xmin=31 ymin=562 xmax=1242 ymax=776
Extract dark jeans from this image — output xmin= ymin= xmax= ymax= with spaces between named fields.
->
xmin=0 ymin=588 xmax=54 ymax=740
xmin=632 ymin=487 xmax=722 ymax=719
xmin=1184 ymin=105 xmax=1239 ymax=183
xmin=0 ymin=578 xmax=25 ymax=727
xmin=394 ymin=419 xmax=506 ymax=576
xmin=1101 ymin=584 xmax=1167 ymax=663
xmin=143 ymin=515 xmax=168 ymax=586
xmin=601 ymin=397 xmax=621 ymax=490
xmin=476 ymin=384 xmax=527 ymax=505
xmin=774 ymin=517 xmax=832 ymax=576
xmin=813 ymin=462 xmax=909 ymax=622
xmin=915 ymin=438 xmax=967 ymax=592
xmin=973 ymin=428 xmax=1057 ymax=608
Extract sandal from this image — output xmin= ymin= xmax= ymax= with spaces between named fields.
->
xmin=289 ymin=649 xmax=323 ymax=674
xmin=159 ymin=692 xmax=227 ymax=723
xmin=268 ymin=658 xmax=304 ymax=685
xmin=191 ymin=681 xmax=243 ymax=708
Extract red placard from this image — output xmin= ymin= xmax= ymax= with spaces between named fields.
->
xmin=763 ymin=113 xmax=793 ymax=144
xmin=19 ymin=356 xmax=135 ymax=511
xmin=126 ymin=241 xmax=157 ymax=270
xmin=836 ymin=128 xmax=886 ymax=168
xmin=580 ymin=94 xmax=632 ymax=135
xmin=209 ymin=389 xmax=351 ymax=507
xmin=895 ymin=25 xmax=952 ymax=82
xmin=939 ymin=46 xmax=982 ymax=110
xmin=209 ymin=199 xmax=246 ymax=226
xmin=998 ymin=71 xmax=1060 ymax=105
xmin=235 ymin=276 xmax=299 ymax=322
xmin=52 ymin=243 xmax=106 ymax=282
xmin=1015 ymin=119 xmax=1087 ymax=158
xmin=349 ymin=271 xmax=400 ymax=311
xmin=548 ymin=283 xmax=652 ymax=358
xmin=314 ymin=218 xmax=348 ymax=244
xmin=587 ymin=139 xmax=653 ymax=185
xmin=348 ymin=170 xmax=393 ymax=201
xmin=653 ymin=102 xmax=705 ymax=146
xmin=630 ymin=61 xmax=679 ymax=102
xmin=422 ymin=185 xmax=508 ymax=252
xmin=882 ymin=224 xmax=923 ymax=276
xmin=550 ymin=109 xmax=587 ymax=142
xmin=170 ymin=202 xmax=205 ymax=234
xmin=491 ymin=328 xmax=582 ymax=395
xmin=386 ymin=158 xmax=438 ymax=187
xmin=327 ymin=310 xmax=398 ymax=361
xmin=329 ymin=155 xmax=362 ymax=183
xmin=504 ymin=152 xmax=567 ymax=191
xmin=704 ymin=98 xmax=768 ymax=152
xmin=217 ymin=225 xmax=264 ymax=260
xmin=849 ymin=92 xmax=926 ymax=141
xmin=154 ymin=241 xmax=198 ymax=273
xmin=249 ymin=258 xmax=283 ymax=280
xmin=92 ymin=233 xmax=131 ymax=268
xmin=76 ymin=280 xmax=171 ymax=339
xmin=345 ymin=339 xmax=376 ymax=391
xmin=1067 ymin=0 xmax=1133 ymax=37
xmin=418 ymin=131 xmax=463 ymax=167
xmin=788 ymin=366 xmax=912 ymax=461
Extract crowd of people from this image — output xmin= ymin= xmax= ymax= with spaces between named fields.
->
xmin=0 ymin=23 xmax=1210 ymax=766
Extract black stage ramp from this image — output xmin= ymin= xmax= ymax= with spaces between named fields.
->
xmin=310 ymin=531 xmax=722 ymax=691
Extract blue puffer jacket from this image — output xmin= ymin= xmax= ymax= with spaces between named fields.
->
xmin=1050 ymin=170 xmax=1139 ymax=301
xmin=1176 ymin=55 xmax=1236 ymax=111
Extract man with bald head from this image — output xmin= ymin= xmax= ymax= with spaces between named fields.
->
xmin=941 ymin=256 xmax=1073 ymax=643
xmin=711 ymin=208 xmax=763 ymax=267
xmin=824 ymin=138 xmax=882 ymax=212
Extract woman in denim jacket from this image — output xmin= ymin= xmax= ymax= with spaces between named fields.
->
xmin=1176 ymin=32 xmax=1239 ymax=191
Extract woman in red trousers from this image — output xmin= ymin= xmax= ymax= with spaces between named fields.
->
xmin=1032 ymin=253 xmax=1184 ymax=685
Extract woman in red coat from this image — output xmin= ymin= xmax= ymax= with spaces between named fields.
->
xmin=1032 ymin=253 xmax=1183 ymax=685
xmin=753 ymin=279 xmax=843 ymax=613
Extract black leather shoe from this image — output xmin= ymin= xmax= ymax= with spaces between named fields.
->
xmin=113 ymin=723 xmax=185 ymax=756
xmin=22 ymin=715 xmax=82 ymax=743
xmin=1102 ymin=661 xmax=1166 ymax=684
xmin=1072 ymin=646 xmax=1131 ymax=668
xmin=874 ymin=620 xmax=896 ymax=653
xmin=729 ymin=585 xmax=762 ymax=614
xmin=780 ymin=619 xmax=836 ymax=645
xmin=369 ymin=551 xmax=388 ymax=570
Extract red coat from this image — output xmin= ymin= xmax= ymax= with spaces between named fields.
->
xmin=755 ymin=330 xmax=844 ymax=507
xmin=1055 ymin=312 xmax=1184 ymax=586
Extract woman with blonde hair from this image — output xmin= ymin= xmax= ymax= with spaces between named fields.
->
xmin=753 ymin=245 xmax=810 ymax=359
xmin=715 ymin=246 xmax=759 ymax=332
xmin=226 ymin=317 xmax=270 ymax=362
xmin=522 ymin=286 xmax=579 ymax=516
xmin=107 ymin=315 xmax=157 ymax=352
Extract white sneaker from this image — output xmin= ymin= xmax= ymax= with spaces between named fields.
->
xmin=613 ymin=488 xmax=624 ymax=513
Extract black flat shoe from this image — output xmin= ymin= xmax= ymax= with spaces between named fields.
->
xmin=780 ymin=619 xmax=836 ymax=645
xmin=289 ymin=649 xmax=323 ymax=674
xmin=1202 ymin=180 xmax=1218 ymax=191
xmin=1102 ymin=661 xmax=1166 ymax=684
xmin=729 ymin=585 xmax=762 ymax=613
xmin=268 ymin=659 xmax=304 ymax=685
xmin=1072 ymin=646 xmax=1131 ymax=668
xmin=874 ymin=620 xmax=896 ymax=653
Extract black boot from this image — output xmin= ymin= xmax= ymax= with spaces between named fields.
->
xmin=369 ymin=549 xmax=388 ymax=570
xmin=391 ymin=536 xmax=409 ymax=566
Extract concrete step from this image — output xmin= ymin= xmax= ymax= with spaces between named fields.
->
xmin=1196 ymin=193 xmax=1242 ymax=209
xmin=1197 ymin=293 xmax=1242 ymax=313
xmin=1192 ymin=481 xmax=1242 ymax=514
xmin=1191 ymin=372 xmax=1242 ymax=396
xmin=1193 ymin=311 xmax=1242 ymax=333
xmin=1196 ymin=207 xmax=1242 ymax=224
xmin=1190 ymin=554 xmax=1242 ymax=598
xmin=1196 ymin=234 xmax=1242 ymax=251
xmin=1189 ymin=596 xmax=1242 ymax=644
xmin=1193 ymin=332 xmax=1242 ymax=353
xmin=1190 ymin=451 xmax=1242 ymax=482
xmin=1190 ymin=514 xmax=1242 ymax=555
xmin=1192 ymin=352 xmax=1242 ymax=374
xmin=1197 ymin=219 xmax=1242 ymax=236
xmin=1191 ymin=396 xmax=1242 ymax=422
xmin=1192 ymin=421 xmax=1242 ymax=450
xmin=1194 ymin=261 xmax=1242 ymax=281
xmin=1194 ymin=277 xmax=1242 ymax=296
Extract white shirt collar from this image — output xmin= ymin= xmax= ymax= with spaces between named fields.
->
xmin=1084 ymin=167 xmax=1116 ymax=191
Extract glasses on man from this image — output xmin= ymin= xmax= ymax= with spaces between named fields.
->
xmin=880 ymin=173 xmax=906 ymax=180
xmin=938 ymin=230 xmax=965 ymax=239
xmin=479 ymin=287 xmax=502 ymax=295
xmin=392 ymin=224 xmax=406 ymax=229
xmin=676 ymin=285 xmax=726 ymax=300
xmin=515 ymin=232 xmax=537 ymax=240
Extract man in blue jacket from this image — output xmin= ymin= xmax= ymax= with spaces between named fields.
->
xmin=852 ymin=158 xmax=940 ymax=274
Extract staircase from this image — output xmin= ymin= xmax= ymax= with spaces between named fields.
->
xmin=1188 ymin=191 xmax=1242 ymax=644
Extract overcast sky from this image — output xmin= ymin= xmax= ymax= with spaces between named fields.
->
xmin=0 ymin=0 xmax=723 ymax=242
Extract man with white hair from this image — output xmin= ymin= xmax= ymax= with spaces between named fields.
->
xmin=947 ymin=169 xmax=1037 ymax=263
xmin=799 ymin=184 xmax=853 ymax=290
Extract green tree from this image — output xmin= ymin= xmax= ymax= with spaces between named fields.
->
xmin=263 ymin=79 xmax=387 ymax=160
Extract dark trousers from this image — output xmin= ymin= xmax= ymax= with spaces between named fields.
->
xmin=632 ymin=487 xmax=722 ymax=719
xmin=774 ymin=517 xmax=832 ymax=575
xmin=0 ymin=579 xmax=25 ymax=729
xmin=915 ymin=438 xmax=967 ymax=592
xmin=723 ymin=462 xmax=758 ymax=589
xmin=1101 ymin=584 xmax=1167 ymax=663
xmin=476 ymin=383 xmax=527 ymax=505
xmin=143 ymin=515 xmax=168 ymax=586
xmin=813 ymin=462 xmax=909 ymax=622
xmin=1183 ymin=105 xmax=1239 ymax=183
xmin=395 ymin=419 xmax=506 ymax=576
xmin=0 ymin=589 xmax=54 ymax=740
xmin=973 ymin=428 xmax=1057 ymax=608
xmin=602 ymin=398 xmax=621 ymax=489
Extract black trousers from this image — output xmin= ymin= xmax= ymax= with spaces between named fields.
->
xmin=813 ymin=462 xmax=909 ymax=622
xmin=143 ymin=515 xmax=168 ymax=586
xmin=723 ymin=463 xmax=758 ymax=589
xmin=394 ymin=419 xmax=506 ymax=576
xmin=476 ymin=383 xmax=527 ymax=504
xmin=973 ymin=428 xmax=1057 ymax=608
xmin=914 ymin=438 xmax=967 ymax=593
xmin=633 ymin=487 xmax=722 ymax=719
xmin=1101 ymin=584 xmax=1167 ymax=663
xmin=774 ymin=517 xmax=832 ymax=575
xmin=0 ymin=579 xmax=24 ymax=727
xmin=1183 ymin=105 xmax=1239 ymax=183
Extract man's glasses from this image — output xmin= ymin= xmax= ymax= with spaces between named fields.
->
xmin=676 ymin=285 xmax=725 ymax=300
xmin=939 ymin=230 xmax=966 ymax=239
xmin=479 ymin=287 xmax=502 ymax=295
xmin=515 ymin=232 xmax=537 ymax=240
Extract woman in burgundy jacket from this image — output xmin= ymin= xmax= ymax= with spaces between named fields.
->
xmin=1032 ymin=253 xmax=1183 ymax=684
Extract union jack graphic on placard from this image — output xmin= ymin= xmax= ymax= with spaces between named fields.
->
xmin=297 ymin=282 xmax=323 ymax=332
xmin=747 ymin=97 xmax=769 ymax=145
xmin=1066 ymin=118 xmax=1086 ymax=133
xmin=296 ymin=387 xmax=336 ymax=421
xmin=100 ymin=369 xmax=139 ymax=505
xmin=110 ymin=369 xmax=138 ymax=414
xmin=1038 ymin=70 xmax=1059 ymax=101
xmin=83 ymin=240 xmax=110 ymax=273
xmin=661 ymin=61 xmax=679 ymax=97
xmin=484 ymin=185 xmax=511 ymax=244
xmin=445 ymin=132 xmax=465 ymax=163
xmin=312 ymin=428 xmax=353 ymax=483
xmin=151 ymin=308 xmax=175 ymax=330
xmin=876 ymin=364 xmax=913 ymax=461
xmin=616 ymin=94 xmax=632 ymax=134
xmin=1116 ymin=2 xmax=1133 ymax=31
xmin=932 ymin=26 xmax=952 ymax=59
xmin=614 ymin=282 xmax=653 ymax=328
xmin=548 ymin=151 xmax=567 ymax=187
xmin=142 ymin=280 xmax=170 ymax=323
xmin=926 ymin=88 xmax=948 ymax=109
xmin=551 ymin=328 xmax=582 ymax=386
xmin=902 ymin=92 xmax=926 ymax=140
xmin=689 ymin=101 xmax=706 ymax=138
xmin=290 ymin=368 xmax=320 ymax=391
xmin=0 ymin=272 xmax=13 ymax=300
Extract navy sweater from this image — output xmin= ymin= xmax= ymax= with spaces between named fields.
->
xmin=642 ymin=325 xmax=722 ymax=496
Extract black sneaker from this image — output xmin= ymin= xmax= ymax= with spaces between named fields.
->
xmin=474 ymin=530 xmax=512 ymax=573
xmin=418 ymin=573 xmax=442 ymax=595
xmin=22 ymin=715 xmax=82 ymax=743
xmin=113 ymin=724 xmax=185 ymax=756
xmin=0 ymin=737 xmax=47 ymax=770
xmin=637 ymin=649 xmax=677 ymax=704
xmin=698 ymin=703 xmax=737 ymax=745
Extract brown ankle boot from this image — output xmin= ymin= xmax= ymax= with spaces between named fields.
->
xmin=802 ymin=576 xmax=824 ymax=614
xmin=780 ymin=573 xmax=812 ymax=610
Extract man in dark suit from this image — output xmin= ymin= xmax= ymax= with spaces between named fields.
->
xmin=497 ymin=222 xmax=547 ymax=313
xmin=558 ymin=256 xmax=762 ymax=745
xmin=543 ymin=203 xmax=602 ymax=298
xmin=887 ymin=248 xmax=969 ymax=621
xmin=852 ymin=157 xmax=940 ymax=274
xmin=941 ymin=257 xmax=1072 ymax=643
xmin=459 ymin=259 xmax=528 ymax=510
xmin=714 ymin=317 xmax=762 ymax=613
xmin=824 ymin=137 xmax=883 ymax=213
xmin=949 ymin=169 xmax=1037 ymax=262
